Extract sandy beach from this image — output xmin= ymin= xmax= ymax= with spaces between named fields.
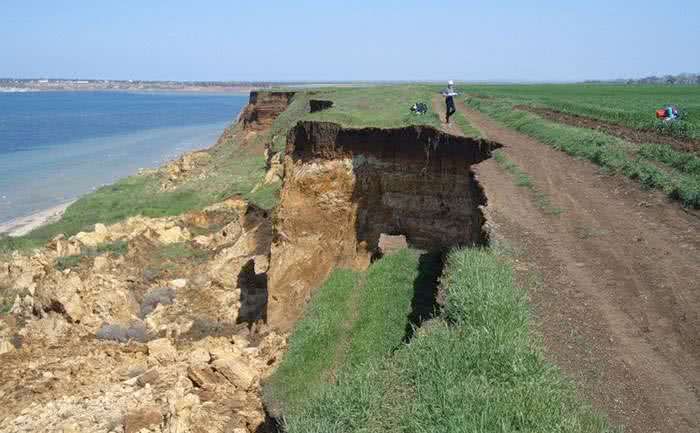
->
xmin=0 ymin=200 xmax=76 ymax=237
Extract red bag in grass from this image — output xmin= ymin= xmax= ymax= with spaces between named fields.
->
xmin=656 ymin=109 xmax=667 ymax=119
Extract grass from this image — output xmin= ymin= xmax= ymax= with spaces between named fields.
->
xmin=55 ymin=254 xmax=83 ymax=271
xmin=93 ymin=239 xmax=129 ymax=256
xmin=158 ymin=242 xmax=209 ymax=262
xmin=265 ymin=249 xmax=426 ymax=415
xmin=461 ymin=83 xmax=700 ymax=139
xmin=466 ymin=97 xmax=700 ymax=208
xmin=301 ymin=85 xmax=442 ymax=129
xmin=0 ymin=295 xmax=14 ymax=315
xmin=452 ymin=109 xmax=481 ymax=138
xmin=52 ymin=239 xmax=129 ymax=271
xmin=493 ymin=151 xmax=563 ymax=215
xmin=264 ymin=269 xmax=361 ymax=415
xmin=270 ymin=247 xmax=612 ymax=433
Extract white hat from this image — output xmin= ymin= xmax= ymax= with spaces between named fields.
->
xmin=448 ymin=80 xmax=454 ymax=86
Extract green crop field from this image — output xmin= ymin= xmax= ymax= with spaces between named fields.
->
xmin=460 ymin=84 xmax=700 ymax=139
xmin=462 ymin=86 xmax=700 ymax=208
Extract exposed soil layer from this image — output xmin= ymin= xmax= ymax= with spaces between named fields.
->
xmin=453 ymin=99 xmax=700 ymax=433
xmin=240 ymin=91 xmax=296 ymax=132
xmin=514 ymin=104 xmax=700 ymax=153
xmin=266 ymin=121 xmax=500 ymax=331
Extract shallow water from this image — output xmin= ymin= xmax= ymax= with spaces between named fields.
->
xmin=0 ymin=91 xmax=247 ymax=223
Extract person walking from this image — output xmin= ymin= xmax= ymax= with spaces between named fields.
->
xmin=441 ymin=80 xmax=458 ymax=123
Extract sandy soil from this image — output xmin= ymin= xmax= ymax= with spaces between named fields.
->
xmin=0 ymin=201 xmax=76 ymax=237
xmin=434 ymin=98 xmax=700 ymax=433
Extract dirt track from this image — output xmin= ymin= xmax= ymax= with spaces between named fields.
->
xmin=434 ymin=98 xmax=700 ymax=433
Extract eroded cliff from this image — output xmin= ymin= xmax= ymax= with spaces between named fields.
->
xmin=267 ymin=121 xmax=500 ymax=330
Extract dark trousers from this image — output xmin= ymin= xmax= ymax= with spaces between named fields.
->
xmin=445 ymin=96 xmax=456 ymax=122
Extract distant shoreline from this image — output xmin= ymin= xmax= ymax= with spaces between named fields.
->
xmin=0 ymin=201 xmax=76 ymax=237
xmin=0 ymin=87 xmax=255 ymax=94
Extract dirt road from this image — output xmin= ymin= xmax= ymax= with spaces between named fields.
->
xmin=436 ymin=99 xmax=700 ymax=433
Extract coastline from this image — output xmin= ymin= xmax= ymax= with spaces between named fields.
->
xmin=0 ymin=200 xmax=77 ymax=237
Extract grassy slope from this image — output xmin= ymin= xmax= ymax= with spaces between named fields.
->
xmin=461 ymin=84 xmax=700 ymax=139
xmin=466 ymin=96 xmax=700 ymax=207
xmin=265 ymin=249 xmax=426 ymax=415
xmin=268 ymin=248 xmax=612 ymax=433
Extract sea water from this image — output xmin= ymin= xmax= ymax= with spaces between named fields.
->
xmin=0 ymin=91 xmax=247 ymax=224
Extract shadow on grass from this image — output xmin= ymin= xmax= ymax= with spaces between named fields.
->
xmin=402 ymin=251 xmax=444 ymax=342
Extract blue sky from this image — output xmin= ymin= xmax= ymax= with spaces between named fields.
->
xmin=2 ymin=1 xmax=699 ymax=82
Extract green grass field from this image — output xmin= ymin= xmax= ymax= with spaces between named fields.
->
xmin=266 ymin=247 xmax=612 ymax=433
xmin=461 ymin=84 xmax=700 ymax=139
xmin=299 ymin=85 xmax=442 ymax=129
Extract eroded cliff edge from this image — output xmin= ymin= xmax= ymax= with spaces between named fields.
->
xmin=267 ymin=121 xmax=500 ymax=331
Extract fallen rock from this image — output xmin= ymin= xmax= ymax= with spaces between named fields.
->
xmin=211 ymin=356 xmax=257 ymax=390
xmin=188 ymin=348 xmax=211 ymax=364
xmin=170 ymin=278 xmax=188 ymax=289
xmin=147 ymin=338 xmax=177 ymax=364
xmin=92 ymin=255 xmax=110 ymax=272
xmin=36 ymin=272 xmax=85 ymax=323
xmin=187 ymin=365 xmax=221 ymax=389
xmin=73 ymin=230 xmax=109 ymax=248
xmin=158 ymin=226 xmax=190 ymax=244
xmin=124 ymin=405 xmax=162 ymax=433
xmin=0 ymin=338 xmax=15 ymax=355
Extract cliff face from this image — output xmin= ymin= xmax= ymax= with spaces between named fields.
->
xmin=266 ymin=121 xmax=500 ymax=330
xmin=239 ymin=91 xmax=296 ymax=132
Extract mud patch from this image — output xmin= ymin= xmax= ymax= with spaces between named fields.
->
xmin=514 ymin=104 xmax=699 ymax=154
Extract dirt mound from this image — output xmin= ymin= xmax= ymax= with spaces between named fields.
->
xmin=514 ymin=104 xmax=699 ymax=154
xmin=266 ymin=121 xmax=501 ymax=331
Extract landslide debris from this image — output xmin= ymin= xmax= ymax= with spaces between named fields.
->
xmin=0 ymin=197 xmax=283 ymax=433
